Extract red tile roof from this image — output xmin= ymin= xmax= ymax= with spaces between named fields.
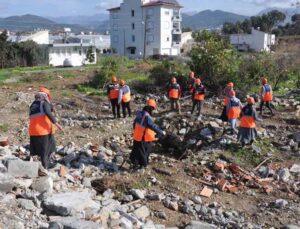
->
xmin=142 ymin=1 xmax=182 ymax=8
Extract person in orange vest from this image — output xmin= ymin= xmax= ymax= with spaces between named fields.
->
xmin=219 ymin=82 xmax=235 ymax=121
xmin=107 ymin=76 xmax=120 ymax=119
xmin=29 ymin=86 xmax=63 ymax=169
xmin=188 ymin=71 xmax=196 ymax=94
xmin=191 ymin=78 xmax=205 ymax=118
xmin=238 ymin=97 xmax=262 ymax=147
xmin=260 ymin=78 xmax=274 ymax=116
xmin=130 ymin=99 xmax=166 ymax=169
xmin=168 ymin=77 xmax=181 ymax=114
xmin=226 ymin=90 xmax=242 ymax=134
xmin=118 ymin=80 xmax=132 ymax=118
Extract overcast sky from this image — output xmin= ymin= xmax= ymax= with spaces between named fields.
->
xmin=0 ymin=0 xmax=296 ymax=17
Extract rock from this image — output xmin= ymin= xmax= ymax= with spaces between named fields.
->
xmin=0 ymin=173 xmax=15 ymax=193
xmin=0 ymin=162 xmax=7 ymax=173
xmin=130 ymin=189 xmax=145 ymax=199
xmin=133 ymin=206 xmax=150 ymax=220
xmin=147 ymin=192 xmax=164 ymax=201
xmin=121 ymin=195 xmax=134 ymax=202
xmin=0 ymin=146 xmax=11 ymax=156
xmin=49 ymin=216 xmax=100 ymax=229
xmin=282 ymin=225 xmax=300 ymax=229
xmin=185 ymin=221 xmax=217 ymax=229
xmin=258 ymin=166 xmax=269 ymax=177
xmin=163 ymin=198 xmax=178 ymax=211
xmin=275 ymin=199 xmax=288 ymax=209
xmin=290 ymin=164 xmax=300 ymax=175
xmin=31 ymin=176 xmax=53 ymax=193
xmin=179 ymin=128 xmax=187 ymax=135
xmin=278 ymin=168 xmax=291 ymax=182
xmin=200 ymin=128 xmax=213 ymax=140
xmin=6 ymin=160 xmax=39 ymax=178
xmin=43 ymin=191 xmax=100 ymax=216
xmin=156 ymin=211 xmax=168 ymax=220
xmin=18 ymin=198 xmax=36 ymax=211
xmin=119 ymin=217 xmax=134 ymax=229
xmin=82 ymin=177 xmax=92 ymax=188
xmin=292 ymin=132 xmax=300 ymax=143
xmin=62 ymin=152 xmax=78 ymax=166
xmin=252 ymin=145 xmax=262 ymax=154
xmin=14 ymin=178 xmax=33 ymax=189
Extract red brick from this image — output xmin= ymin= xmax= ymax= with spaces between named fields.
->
xmin=0 ymin=137 xmax=9 ymax=147
xmin=217 ymin=179 xmax=228 ymax=191
xmin=200 ymin=186 xmax=213 ymax=198
xmin=226 ymin=185 xmax=239 ymax=193
xmin=59 ymin=166 xmax=67 ymax=177
xmin=214 ymin=161 xmax=226 ymax=171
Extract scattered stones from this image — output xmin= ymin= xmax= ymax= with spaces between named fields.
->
xmin=6 ymin=160 xmax=39 ymax=178
xmin=130 ymin=189 xmax=145 ymax=200
xmin=49 ymin=216 xmax=100 ymax=229
xmin=278 ymin=168 xmax=291 ymax=182
xmin=133 ymin=206 xmax=150 ymax=220
xmin=18 ymin=199 xmax=36 ymax=211
xmin=31 ymin=176 xmax=53 ymax=193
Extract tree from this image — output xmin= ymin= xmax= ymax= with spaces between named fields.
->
xmin=18 ymin=40 xmax=42 ymax=67
xmin=86 ymin=46 xmax=95 ymax=64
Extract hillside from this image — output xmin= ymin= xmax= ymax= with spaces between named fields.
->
xmin=182 ymin=10 xmax=248 ymax=29
xmin=0 ymin=14 xmax=88 ymax=33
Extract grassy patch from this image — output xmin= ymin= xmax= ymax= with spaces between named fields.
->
xmin=221 ymin=138 xmax=277 ymax=169
xmin=0 ymin=123 xmax=9 ymax=133
xmin=77 ymin=85 xmax=106 ymax=96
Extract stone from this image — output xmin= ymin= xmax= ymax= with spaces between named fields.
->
xmin=200 ymin=128 xmax=213 ymax=140
xmin=0 ymin=146 xmax=11 ymax=156
xmin=0 ymin=162 xmax=7 ymax=173
xmin=156 ymin=211 xmax=168 ymax=220
xmin=252 ymin=145 xmax=262 ymax=154
xmin=179 ymin=128 xmax=187 ymax=135
xmin=292 ymin=132 xmax=300 ymax=143
xmin=49 ymin=216 xmax=100 ymax=229
xmin=282 ymin=225 xmax=300 ymax=229
xmin=163 ymin=198 xmax=178 ymax=211
xmin=121 ymin=195 xmax=134 ymax=202
xmin=147 ymin=192 xmax=164 ymax=201
xmin=7 ymin=160 xmax=39 ymax=178
xmin=43 ymin=191 xmax=100 ymax=216
xmin=278 ymin=168 xmax=291 ymax=182
xmin=290 ymin=164 xmax=300 ymax=174
xmin=14 ymin=178 xmax=33 ymax=189
xmin=191 ymin=196 xmax=202 ymax=205
xmin=275 ymin=199 xmax=288 ymax=209
xmin=185 ymin=221 xmax=217 ymax=229
xmin=0 ymin=173 xmax=15 ymax=193
xmin=133 ymin=206 xmax=150 ymax=220
xmin=18 ymin=198 xmax=36 ymax=211
xmin=31 ymin=176 xmax=53 ymax=193
xmin=119 ymin=217 xmax=134 ymax=229
xmin=62 ymin=152 xmax=77 ymax=166
xmin=82 ymin=177 xmax=92 ymax=188
xmin=130 ymin=189 xmax=145 ymax=199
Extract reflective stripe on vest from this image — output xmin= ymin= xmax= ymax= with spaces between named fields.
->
xmin=29 ymin=101 xmax=53 ymax=136
xmin=169 ymin=89 xmax=179 ymax=99
xmin=228 ymin=99 xmax=241 ymax=119
xmin=263 ymin=85 xmax=273 ymax=102
xmin=133 ymin=113 xmax=156 ymax=142
xmin=194 ymin=85 xmax=205 ymax=101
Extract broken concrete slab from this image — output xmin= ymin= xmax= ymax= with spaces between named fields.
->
xmin=6 ymin=159 xmax=39 ymax=178
xmin=43 ymin=191 xmax=100 ymax=216
xmin=0 ymin=173 xmax=15 ymax=193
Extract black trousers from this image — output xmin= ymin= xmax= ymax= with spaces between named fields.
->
xmin=260 ymin=101 xmax=273 ymax=115
xmin=191 ymin=100 xmax=203 ymax=115
xmin=111 ymin=99 xmax=120 ymax=118
xmin=30 ymin=134 xmax=56 ymax=169
xmin=219 ymin=106 xmax=228 ymax=121
xmin=121 ymin=101 xmax=131 ymax=118
xmin=130 ymin=140 xmax=153 ymax=168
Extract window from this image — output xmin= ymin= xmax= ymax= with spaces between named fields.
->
xmin=132 ymin=23 xmax=135 ymax=30
xmin=113 ymin=35 xmax=119 ymax=43
xmin=166 ymin=37 xmax=170 ymax=42
xmin=147 ymin=35 xmax=154 ymax=42
xmin=131 ymin=10 xmax=135 ymax=17
xmin=132 ymin=35 xmax=135 ymax=42
xmin=130 ymin=48 xmax=136 ymax=54
xmin=165 ymin=10 xmax=170 ymax=15
xmin=113 ymin=24 xmax=118 ymax=31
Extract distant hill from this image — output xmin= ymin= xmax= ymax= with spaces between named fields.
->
xmin=0 ymin=14 xmax=88 ymax=33
xmin=182 ymin=10 xmax=249 ymax=29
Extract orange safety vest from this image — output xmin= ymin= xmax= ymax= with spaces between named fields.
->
xmin=168 ymin=83 xmax=180 ymax=99
xmin=133 ymin=112 xmax=156 ymax=142
xmin=262 ymin=84 xmax=273 ymax=102
xmin=194 ymin=84 xmax=205 ymax=101
xmin=240 ymin=106 xmax=256 ymax=128
xmin=227 ymin=98 xmax=241 ymax=119
xmin=108 ymin=84 xmax=119 ymax=100
xmin=29 ymin=101 xmax=54 ymax=136
xmin=122 ymin=92 xmax=131 ymax=103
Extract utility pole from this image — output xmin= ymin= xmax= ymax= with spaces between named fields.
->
xmin=142 ymin=14 xmax=148 ymax=60
xmin=123 ymin=29 xmax=126 ymax=56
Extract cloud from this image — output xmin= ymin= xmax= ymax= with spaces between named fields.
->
xmin=240 ymin=0 xmax=294 ymax=7
xmin=95 ymin=0 xmax=122 ymax=10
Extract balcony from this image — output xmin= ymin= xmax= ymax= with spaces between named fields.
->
xmin=172 ymin=28 xmax=181 ymax=34
xmin=172 ymin=15 xmax=182 ymax=21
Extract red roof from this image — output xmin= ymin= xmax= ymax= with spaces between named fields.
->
xmin=142 ymin=0 xmax=182 ymax=8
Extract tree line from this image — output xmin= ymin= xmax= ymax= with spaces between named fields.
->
xmin=0 ymin=31 xmax=48 ymax=69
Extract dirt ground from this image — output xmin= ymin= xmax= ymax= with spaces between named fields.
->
xmin=1 ymin=72 xmax=300 ymax=228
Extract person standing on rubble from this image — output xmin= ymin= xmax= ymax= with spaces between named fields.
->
xmin=188 ymin=71 xmax=196 ymax=95
xmin=29 ymin=86 xmax=63 ymax=169
xmin=107 ymin=76 xmax=121 ymax=119
xmin=168 ymin=77 xmax=181 ymax=114
xmin=260 ymin=77 xmax=274 ymax=116
xmin=130 ymin=99 xmax=166 ymax=170
xmin=226 ymin=90 xmax=242 ymax=134
xmin=219 ymin=82 xmax=235 ymax=121
xmin=118 ymin=80 xmax=132 ymax=118
xmin=191 ymin=78 xmax=205 ymax=119
xmin=238 ymin=97 xmax=262 ymax=147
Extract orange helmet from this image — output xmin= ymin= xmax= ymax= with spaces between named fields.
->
xmin=229 ymin=90 xmax=236 ymax=97
xmin=112 ymin=76 xmax=117 ymax=82
xmin=247 ymin=97 xmax=255 ymax=104
xmin=39 ymin=86 xmax=51 ymax=99
xmin=262 ymin=78 xmax=267 ymax=84
xmin=171 ymin=77 xmax=176 ymax=83
xmin=189 ymin=71 xmax=195 ymax=78
xmin=195 ymin=78 xmax=201 ymax=85
xmin=227 ymin=82 xmax=234 ymax=88
xmin=147 ymin=99 xmax=157 ymax=109
xmin=119 ymin=80 xmax=125 ymax=86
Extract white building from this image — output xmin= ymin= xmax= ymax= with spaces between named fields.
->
xmin=9 ymin=30 xmax=49 ymax=45
xmin=230 ymin=28 xmax=276 ymax=52
xmin=49 ymin=43 xmax=97 ymax=67
xmin=108 ymin=0 xmax=182 ymax=58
